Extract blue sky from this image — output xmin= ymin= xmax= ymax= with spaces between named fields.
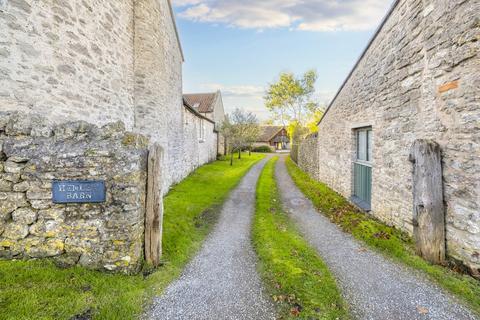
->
xmin=172 ymin=0 xmax=394 ymax=121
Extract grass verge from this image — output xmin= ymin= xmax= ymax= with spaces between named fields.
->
xmin=0 ymin=153 xmax=265 ymax=320
xmin=253 ymin=157 xmax=349 ymax=319
xmin=285 ymin=156 xmax=480 ymax=315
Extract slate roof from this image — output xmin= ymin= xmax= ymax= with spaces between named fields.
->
xmin=258 ymin=126 xmax=285 ymax=142
xmin=183 ymin=92 xmax=218 ymax=113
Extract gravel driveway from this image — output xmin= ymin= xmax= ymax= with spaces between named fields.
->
xmin=275 ymin=155 xmax=477 ymax=320
xmin=148 ymin=157 xmax=276 ymax=320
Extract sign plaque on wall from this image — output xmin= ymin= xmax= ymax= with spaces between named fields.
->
xmin=52 ymin=180 xmax=106 ymax=204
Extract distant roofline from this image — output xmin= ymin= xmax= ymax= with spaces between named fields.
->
xmin=267 ymin=127 xmax=286 ymax=141
xmin=258 ymin=126 xmax=286 ymax=142
xmin=167 ymin=0 xmax=185 ymax=62
xmin=183 ymin=91 xmax=220 ymax=114
xmin=183 ymin=98 xmax=216 ymax=125
xmin=317 ymin=0 xmax=401 ymax=125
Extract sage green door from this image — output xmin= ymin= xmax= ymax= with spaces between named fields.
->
xmin=353 ymin=128 xmax=372 ymax=210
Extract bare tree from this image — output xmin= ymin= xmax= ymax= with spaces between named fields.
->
xmin=220 ymin=108 xmax=260 ymax=165
xmin=245 ymin=123 xmax=260 ymax=156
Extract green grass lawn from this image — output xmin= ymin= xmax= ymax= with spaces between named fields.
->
xmin=0 ymin=153 xmax=265 ymax=320
xmin=253 ymin=157 xmax=350 ymax=320
xmin=285 ymin=156 xmax=480 ymax=315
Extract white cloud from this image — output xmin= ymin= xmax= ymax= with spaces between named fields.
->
xmin=199 ymin=83 xmax=335 ymax=106
xmin=200 ymin=83 xmax=265 ymax=98
xmin=197 ymin=83 xmax=336 ymax=120
xmin=197 ymin=83 xmax=267 ymax=119
xmin=172 ymin=0 xmax=393 ymax=32
xmin=172 ymin=0 xmax=203 ymax=7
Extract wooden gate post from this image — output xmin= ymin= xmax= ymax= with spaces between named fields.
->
xmin=145 ymin=143 xmax=164 ymax=267
xmin=409 ymin=139 xmax=445 ymax=264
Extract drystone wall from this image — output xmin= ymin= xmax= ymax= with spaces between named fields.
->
xmin=315 ymin=0 xmax=479 ymax=274
xmin=0 ymin=112 xmax=148 ymax=274
xmin=297 ymin=134 xmax=319 ymax=180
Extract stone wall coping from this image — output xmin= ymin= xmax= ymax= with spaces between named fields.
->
xmin=0 ymin=111 xmax=149 ymax=149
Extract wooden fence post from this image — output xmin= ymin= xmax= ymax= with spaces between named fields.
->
xmin=409 ymin=139 xmax=445 ymax=264
xmin=145 ymin=143 xmax=164 ymax=266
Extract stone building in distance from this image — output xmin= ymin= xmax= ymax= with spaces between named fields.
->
xmin=0 ymin=0 xmax=219 ymax=272
xmin=184 ymin=91 xmax=226 ymax=154
xmin=296 ymin=0 xmax=479 ymax=275
xmin=255 ymin=126 xmax=290 ymax=151
xmin=182 ymin=98 xmax=218 ymax=170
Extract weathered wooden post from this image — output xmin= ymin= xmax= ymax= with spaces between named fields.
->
xmin=145 ymin=143 xmax=164 ymax=266
xmin=409 ymin=139 xmax=445 ymax=264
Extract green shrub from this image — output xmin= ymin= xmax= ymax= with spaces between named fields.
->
xmin=252 ymin=145 xmax=273 ymax=153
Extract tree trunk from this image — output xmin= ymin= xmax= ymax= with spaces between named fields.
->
xmin=230 ymin=151 xmax=233 ymax=166
xmin=238 ymin=149 xmax=241 ymax=159
xmin=145 ymin=143 xmax=164 ymax=267
xmin=409 ymin=139 xmax=445 ymax=264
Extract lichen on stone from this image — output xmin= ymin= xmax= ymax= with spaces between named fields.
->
xmin=0 ymin=112 xmax=148 ymax=273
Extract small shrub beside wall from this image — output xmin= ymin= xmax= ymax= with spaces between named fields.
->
xmin=252 ymin=146 xmax=274 ymax=153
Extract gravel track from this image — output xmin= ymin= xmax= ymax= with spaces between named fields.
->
xmin=275 ymin=155 xmax=477 ymax=320
xmin=148 ymin=157 xmax=276 ymax=320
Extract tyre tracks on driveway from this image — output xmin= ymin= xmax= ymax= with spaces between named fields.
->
xmin=275 ymin=155 xmax=476 ymax=320
xmin=148 ymin=156 xmax=275 ymax=320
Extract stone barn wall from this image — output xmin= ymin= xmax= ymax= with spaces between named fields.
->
xmin=0 ymin=1 xmax=220 ymax=273
xmin=198 ymin=120 xmax=218 ymax=165
xmin=182 ymin=107 xmax=218 ymax=172
xmin=0 ymin=0 xmax=192 ymax=193
xmin=212 ymin=96 xmax=226 ymax=156
xmin=0 ymin=112 xmax=149 ymax=273
xmin=315 ymin=0 xmax=479 ymax=273
xmin=0 ymin=0 xmax=136 ymax=128
xmin=133 ymin=0 xmax=187 ymax=191
xmin=182 ymin=107 xmax=201 ymax=174
xmin=297 ymin=134 xmax=319 ymax=180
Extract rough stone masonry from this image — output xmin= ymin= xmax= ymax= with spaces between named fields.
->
xmin=304 ymin=0 xmax=480 ymax=275
xmin=0 ymin=0 xmax=221 ymax=272
xmin=0 ymin=0 xmax=198 ymax=192
xmin=0 ymin=112 xmax=149 ymax=273
xmin=296 ymin=133 xmax=319 ymax=179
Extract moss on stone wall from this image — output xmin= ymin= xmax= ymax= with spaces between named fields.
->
xmin=0 ymin=112 xmax=149 ymax=274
